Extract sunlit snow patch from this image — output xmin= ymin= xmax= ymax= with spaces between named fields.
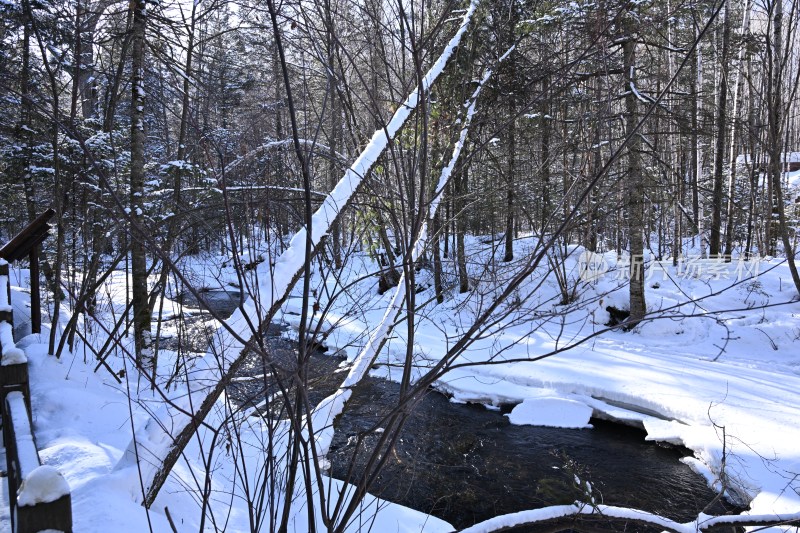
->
xmin=506 ymin=397 xmax=593 ymax=429
xmin=641 ymin=418 xmax=687 ymax=445
xmin=16 ymin=465 xmax=70 ymax=506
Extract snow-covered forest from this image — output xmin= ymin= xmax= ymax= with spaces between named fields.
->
xmin=1 ymin=0 xmax=800 ymax=530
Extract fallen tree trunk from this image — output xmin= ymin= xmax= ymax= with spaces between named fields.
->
xmin=310 ymin=46 xmax=513 ymax=460
xmin=114 ymin=0 xmax=482 ymax=509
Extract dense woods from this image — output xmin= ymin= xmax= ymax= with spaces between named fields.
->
xmin=1 ymin=0 xmax=800 ymax=529
xmin=2 ymin=0 xmax=800 ymax=307
xmin=2 ymin=0 xmax=799 ymax=310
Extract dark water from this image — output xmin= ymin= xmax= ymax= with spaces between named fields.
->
xmin=189 ymin=291 xmax=742 ymax=532
xmin=329 ymin=378 xmax=741 ymax=531
xmin=176 ymin=288 xmax=242 ymax=317
xmin=156 ymin=289 xmax=244 ymax=353
xmin=167 ymin=290 xmax=346 ymax=415
xmin=226 ymin=334 xmax=347 ymax=418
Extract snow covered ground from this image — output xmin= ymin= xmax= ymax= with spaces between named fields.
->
xmin=366 ymin=239 xmax=800 ymax=526
xmin=4 ymin=236 xmax=800 ymax=532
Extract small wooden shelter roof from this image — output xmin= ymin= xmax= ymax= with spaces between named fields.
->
xmin=0 ymin=209 xmax=55 ymax=262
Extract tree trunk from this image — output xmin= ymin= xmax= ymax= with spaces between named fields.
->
xmin=432 ymin=211 xmax=444 ymax=303
xmin=19 ymin=0 xmax=37 ymax=223
xmin=325 ymin=0 xmax=343 ymax=269
xmin=130 ymin=0 xmax=152 ymax=372
xmin=540 ymin=77 xmax=551 ymax=236
xmin=709 ymin=3 xmax=730 ymax=256
xmin=503 ymin=50 xmax=516 ymax=262
xmin=691 ymin=25 xmax=703 ymax=251
xmin=624 ymin=37 xmax=646 ymax=325
xmin=724 ymin=0 xmax=753 ymax=257
xmin=455 ymin=166 xmax=469 ymax=293
xmin=765 ymin=0 xmax=800 ymax=294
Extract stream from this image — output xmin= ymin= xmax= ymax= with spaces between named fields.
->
xmin=328 ymin=377 xmax=740 ymax=531
xmin=176 ymin=290 xmax=742 ymax=532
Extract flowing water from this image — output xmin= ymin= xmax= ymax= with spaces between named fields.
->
xmin=328 ymin=377 xmax=741 ymax=531
xmin=176 ymin=288 xmax=243 ymax=317
xmin=181 ymin=291 xmax=742 ymax=532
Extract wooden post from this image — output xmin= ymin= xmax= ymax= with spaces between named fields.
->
xmin=0 ymin=208 xmax=54 ymax=333
xmin=1 ymin=262 xmax=8 ymax=307
xmin=17 ymin=493 xmax=73 ymax=533
xmin=29 ymin=247 xmax=40 ymax=334
xmin=0 ymin=262 xmax=10 ymax=325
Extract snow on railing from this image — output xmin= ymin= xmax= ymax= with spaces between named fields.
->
xmin=0 ymin=259 xmax=11 ymax=316
xmin=0 ymin=260 xmax=24 ymax=366
xmin=3 ymin=392 xmax=72 ymax=533
xmin=0 ymin=262 xmax=72 ymax=532
xmin=0 ymin=260 xmax=27 ymax=403
xmin=0 ymin=322 xmax=25 ymax=367
xmin=0 ymin=260 xmax=28 ymax=411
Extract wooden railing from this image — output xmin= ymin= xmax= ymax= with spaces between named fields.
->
xmin=0 ymin=259 xmax=72 ymax=533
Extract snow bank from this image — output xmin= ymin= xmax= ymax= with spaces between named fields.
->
xmin=459 ymin=503 xmax=692 ymax=533
xmin=506 ymin=396 xmax=593 ymax=429
xmin=15 ymin=240 xmax=800 ymax=532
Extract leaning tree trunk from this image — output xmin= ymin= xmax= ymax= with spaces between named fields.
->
xmin=117 ymin=1 xmax=483 ymax=509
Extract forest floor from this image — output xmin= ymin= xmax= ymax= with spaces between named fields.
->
xmin=3 ymin=234 xmax=800 ymax=532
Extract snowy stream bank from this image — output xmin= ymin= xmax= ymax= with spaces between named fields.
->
xmin=8 ymin=244 xmax=800 ymax=532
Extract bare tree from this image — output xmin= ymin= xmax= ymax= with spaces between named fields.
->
xmin=117 ymin=0 xmax=484 ymax=510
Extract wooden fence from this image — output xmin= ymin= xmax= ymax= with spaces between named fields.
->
xmin=0 ymin=223 xmax=72 ymax=532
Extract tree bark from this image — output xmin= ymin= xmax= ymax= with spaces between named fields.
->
xmin=455 ymin=165 xmax=470 ymax=293
xmin=624 ymin=37 xmax=646 ymax=325
xmin=540 ymin=78 xmax=552 ymax=236
xmin=691 ymin=23 xmax=703 ymax=251
xmin=19 ymin=0 xmax=37 ymax=223
xmin=724 ymin=0 xmax=753 ymax=257
xmin=765 ymin=0 xmax=800 ymax=294
xmin=709 ymin=2 xmax=730 ymax=256
xmin=130 ymin=0 xmax=152 ymax=371
xmin=326 ymin=0 xmax=343 ymax=269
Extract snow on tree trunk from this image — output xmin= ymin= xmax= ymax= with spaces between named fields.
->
xmin=130 ymin=0 xmax=152 ymax=371
xmin=116 ymin=0 xmax=482 ymax=509
xmin=309 ymin=48 xmax=512 ymax=460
